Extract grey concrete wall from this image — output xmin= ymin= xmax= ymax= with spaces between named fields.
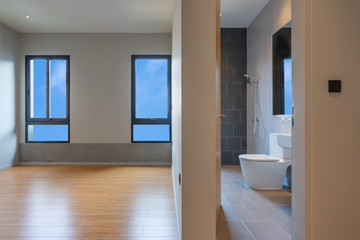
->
xmin=17 ymin=33 xmax=172 ymax=165
xmin=19 ymin=33 xmax=171 ymax=143
xmin=19 ymin=143 xmax=171 ymax=164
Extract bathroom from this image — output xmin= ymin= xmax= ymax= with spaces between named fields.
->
xmin=218 ymin=0 xmax=293 ymax=239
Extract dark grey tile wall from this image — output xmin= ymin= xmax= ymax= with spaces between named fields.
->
xmin=221 ymin=28 xmax=247 ymax=165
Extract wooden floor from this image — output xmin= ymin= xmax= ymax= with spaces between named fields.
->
xmin=217 ymin=166 xmax=292 ymax=240
xmin=0 ymin=166 xmax=178 ymax=240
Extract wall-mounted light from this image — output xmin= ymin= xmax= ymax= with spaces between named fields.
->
xmin=25 ymin=15 xmax=30 ymax=19
xmin=220 ymin=13 xmax=222 ymax=16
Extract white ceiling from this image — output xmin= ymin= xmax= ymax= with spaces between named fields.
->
xmin=0 ymin=0 xmax=269 ymax=33
xmin=0 ymin=0 xmax=175 ymax=33
xmin=221 ymin=0 xmax=271 ymax=28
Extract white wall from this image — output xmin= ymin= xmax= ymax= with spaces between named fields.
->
xmin=171 ymin=0 xmax=220 ymax=239
xmin=181 ymin=0 xmax=219 ymax=239
xmin=293 ymin=0 xmax=360 ymax=239
xmin=291 ymin=0 xmax=309 ymax=238
xmin=0 ymin=23 xmax=19 ymax=169
xmin=307 ymin=0 xmax=360 ymax=239
xmin=171 ymin=0 xmax=182 ymax=238
xmin=19 ymin=33 xmax=171 ymax=143
xmin=247 ymin=0 xmax=292 ymax=155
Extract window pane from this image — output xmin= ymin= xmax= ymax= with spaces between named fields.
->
xmin=135 ymin=59 xmax=168 ymax=118
xmin=50 ymin=60 xmax=67 ymax=118
xmin=30 ymin=59 xmax=47 ymax=118
xmin=284 ymin=59 xmax=292 ymax=115
xmin=133 ymin=124 xmax=170 ymax=142
xmin=28 ymin=125 xmax=68 ymax=142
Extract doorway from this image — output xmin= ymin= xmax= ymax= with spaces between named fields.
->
xmin=217 ymin=1 xmax=293 ymax=239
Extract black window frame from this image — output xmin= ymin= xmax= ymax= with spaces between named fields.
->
xmin=131 ymin=55 xmax=172 ymax=143
xmin=25 ymin=55 xmax=70 ymax=143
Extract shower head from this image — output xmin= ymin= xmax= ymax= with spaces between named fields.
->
xmin=244 ymin=74 xmax=258 ymax=85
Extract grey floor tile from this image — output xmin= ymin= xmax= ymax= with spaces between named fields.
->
xmin=243 ymin=220 xmax=291 ymax=240
xmin=220 ymin=204 xmax=255 ymax=221
xmin=217 ymin=221 xmax=255 ymax=240
xmin=245 ymin=193 xmax=291 ymax=206
xmin=278 ymin=205 xmax=292 ymax=217
xmin=221 ymin=184 xmax=232 ymax=194
xmin=276 ymin=220 xmax=292 ymax=236
xmin=244 ymin=205 xmax=291 ymax=221
xmin=223 ymin=193 xmax=255 ymax=205
xmin=225 ymin=181 xmax=253 ymax=193
xmin=217 ymin=166 xmax=293 ymax=239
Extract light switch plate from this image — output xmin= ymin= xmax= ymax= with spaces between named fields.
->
xmin=328 ymin=80 xmax=341 ymax=92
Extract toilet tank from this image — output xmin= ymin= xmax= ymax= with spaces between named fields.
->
xmin=269 ymin=133 xmax=292 ymax=159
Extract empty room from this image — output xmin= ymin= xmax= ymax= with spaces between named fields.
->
xmin=0 ymin=0 xmax=177 ymax=239
xmin=0 ymin=0 xmax=359 ymax=240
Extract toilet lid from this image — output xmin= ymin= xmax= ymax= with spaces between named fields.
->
xmin=239 ymin=154 xmax=280 ymax=162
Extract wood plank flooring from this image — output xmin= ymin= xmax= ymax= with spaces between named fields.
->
xmin=0 ymin=166 xmax=178 ymax=240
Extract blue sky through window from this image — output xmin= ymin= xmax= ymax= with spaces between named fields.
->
xmin=284 ymin=58 xmax=292 ymax=115
xmin=50 ymin=60 xmax=67 ymax=118
xmin=30 ymin=125 xmax=68 ymax=141
xmin=133 ymin=58 xmax=170 ymax=142
xmin=133 ymin=125 xmax=170 ymax=141
xmin=31 ymin=60 xmax=47 ymax=118
xmin=135 ymin=59 xmax=168 ymax=118
xmin=28 ymin=58 xmax=68 ymax=142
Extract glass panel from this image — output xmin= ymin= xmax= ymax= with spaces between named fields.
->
xmin=135 ymin=59 xmax=168 ymax=119
xmin=50 ymin=60 xmax=67 ymax=118
xmin=133 ymin=124 xmax=170 ymax=142
xmin=28 ymin=125 xmax=69 ymax=142
xmin=284 ymin=59 xmax=292 ymax=115
xmin=30 ymin=59 xmax=47 ymax=118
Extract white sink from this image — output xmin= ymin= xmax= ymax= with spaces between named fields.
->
xmin=277 ymin=133 xmax=292 ymax=149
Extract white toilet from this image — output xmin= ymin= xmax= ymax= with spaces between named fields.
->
xmin=239 ymin=133 xmax=292 ymax=190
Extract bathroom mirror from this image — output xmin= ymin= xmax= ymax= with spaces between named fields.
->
xmin=272 ymin=21 xmax=292 ymax=115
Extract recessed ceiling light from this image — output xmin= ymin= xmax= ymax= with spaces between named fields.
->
xmin=25 ymin=15 xmax=30 ymax=19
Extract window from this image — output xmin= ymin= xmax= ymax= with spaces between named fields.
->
xmin=283 ymin=58 xmax=292 ymax=115
xmin=25 ymin=56 xmax=70 ymax=142
xmin=131 ymin=55 xmax=171 ymax=142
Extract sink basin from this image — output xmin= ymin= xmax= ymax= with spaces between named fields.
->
xmin=277 ymin=133 xmax=292 ymax=149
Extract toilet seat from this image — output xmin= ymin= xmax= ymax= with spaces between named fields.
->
xmin=239 ymin=154 xmax=279 ymax=162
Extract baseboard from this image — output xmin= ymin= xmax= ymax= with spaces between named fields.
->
xmin=19 ymin=161 xmax=171 ymax=166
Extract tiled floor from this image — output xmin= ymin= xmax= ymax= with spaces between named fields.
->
xmin=217 ymin=166 xmax=292 ymax=240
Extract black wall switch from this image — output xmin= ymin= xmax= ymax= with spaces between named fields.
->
xmin=328 ymin=80 xmax=341 ymax=92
